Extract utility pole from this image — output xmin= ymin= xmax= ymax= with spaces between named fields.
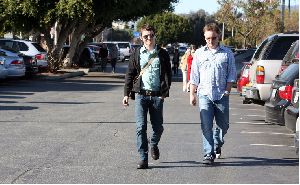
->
xmin=281 ymin=0 xmax=285 ymax=32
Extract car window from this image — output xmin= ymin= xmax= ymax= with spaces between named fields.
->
xmin=282 ymin=40 xmax=299 ymax=65
xmin=263 ymin=36 xmax=298 ymax=60
xmin=32 ymin=43 xmax=46 ymax=52
xmin=18 ymin=42 xmax=29 ymax=51
xmin=0 ymin=40 xmax=14 ymax=49
xmin=118 ymin=43 xmax=130 ymax=48
xmin=279 ymin=63 xmax=299 ymax=81
xmin=252 ymin=38 xmax=269 ymax=61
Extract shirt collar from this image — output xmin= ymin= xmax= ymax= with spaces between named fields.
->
xmin=203 ymin=44 xmax=227 ymax=52
xmin=141 ymin=45 xmax=157 ymax=54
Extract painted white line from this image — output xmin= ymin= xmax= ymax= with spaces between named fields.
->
xmin=244 ymin=115 xmax=265 ymax=117
xmin=234 ymin=122 xmax=268 ymax=125
xmin=241 ymin=131 xmax=294 ymax=136
xmin=230 ymin=108 xmax=261 ymax=111
xmin=250 ymin=144 xmax=295 ymax=148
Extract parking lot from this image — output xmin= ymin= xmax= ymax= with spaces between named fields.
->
xmin=0 ymin=74 xmax=298 ymax=183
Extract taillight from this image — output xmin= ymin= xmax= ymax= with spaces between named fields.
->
xmin=11 ymin=60 xmax=23 ymax=65
xmin=278 ymin=85 xmax=293 ymax=101
xmin=35 ymin=54 xmax=45 ymax=60
xmin=256 ymin=65 xmax=265 ymax=84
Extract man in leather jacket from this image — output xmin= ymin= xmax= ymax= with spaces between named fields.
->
xmin=122 ymin=24 xmax=172 ymax=169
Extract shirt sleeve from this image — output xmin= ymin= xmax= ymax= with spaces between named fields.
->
xmin=226 ymin=51 xmax=237 ymax=83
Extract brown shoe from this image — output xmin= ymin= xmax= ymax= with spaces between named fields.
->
xmin=151 ymin=146 xmax=160 ymax=160
xmin=137 ymin=160 xmax=148 ymax=169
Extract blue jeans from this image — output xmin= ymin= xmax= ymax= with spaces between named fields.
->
xmin=135 ymin=94 xmax=164 ymax=161
xmin=198 ymin=95 xmax=229 ymax=156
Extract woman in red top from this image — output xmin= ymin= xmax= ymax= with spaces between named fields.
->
xmin=187 ymin=45 xmax=196 ymax=91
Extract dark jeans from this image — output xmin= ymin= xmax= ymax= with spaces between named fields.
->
xmin=110 ymin=58 xmax=117 ymax=72
xmin=135 ymin=94 xmax=164 ymax=161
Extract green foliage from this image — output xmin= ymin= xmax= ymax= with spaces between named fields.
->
xmin=137 ymin=12 xmax=192 ymax=45
xmin=216 ymin=0 xmax=281 ymax=47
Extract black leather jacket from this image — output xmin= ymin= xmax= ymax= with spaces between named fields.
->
xmin=124 ymin=46 xmax=172 ymax=97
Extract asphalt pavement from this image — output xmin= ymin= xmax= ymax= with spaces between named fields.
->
xmin=0 ymin=64 xmax=298 ymax=184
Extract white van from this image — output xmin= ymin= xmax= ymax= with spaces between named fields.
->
xmin=243 ymin=33 xmax=299 ymax=105
xmin=114 ymin=42 xmax=131 ymax=62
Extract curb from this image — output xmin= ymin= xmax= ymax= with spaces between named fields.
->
xmin=36 ymin=71 xmax=85 ymax=81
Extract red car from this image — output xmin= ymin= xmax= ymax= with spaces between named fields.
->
xmin=237 ymin=62 xmax=252 ymax=95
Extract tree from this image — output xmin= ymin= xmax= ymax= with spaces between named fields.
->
xmin=182 ymin=9 xmax=215 ymax=46
xmin=215 ymin=0 xmax=280 ymax=48
xmin=0 ymin=0 xmax=178 ymax=72
xmin=137 ymin=12 xmax=193 ymax=46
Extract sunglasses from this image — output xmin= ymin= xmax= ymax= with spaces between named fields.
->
xmin=142 ymin=34 xmax=155 ymax=40
xmin=205 ymin=36 xmax=217 ymax=41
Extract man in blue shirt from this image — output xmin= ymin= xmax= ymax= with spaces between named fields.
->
xmin=190 ymin=23 xmax=236 ymax=165
xmin=123 ymin=24 xmax=172 ymax=169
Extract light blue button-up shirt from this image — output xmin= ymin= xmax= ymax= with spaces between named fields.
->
xmin=140 ymin=46 xmax=160 ymax=91
xmin=190 ymin=45 xmax=236 ymax=101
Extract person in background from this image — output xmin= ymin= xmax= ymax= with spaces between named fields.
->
xmin=122 ymin=24 xmax=172 ymax=169
xmin=186 ymin=45 xmax=196 ymax=92
xmin=189 ymin=23 xmax=236 ymax=165
xmin=100 ymin=44 xmax=108 ymax=72
xmin=172 ymin=48 xmax=179 ymax=75
xmin=180 ymin=48 xmax=190 ymax=92
xmin=110 ymin=44 xmax=118 ymax=73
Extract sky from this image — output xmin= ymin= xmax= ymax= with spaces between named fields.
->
xmin=173 ymin=0 xmax=220 ymax=15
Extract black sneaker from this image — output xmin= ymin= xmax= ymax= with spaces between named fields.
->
xmin=151 ymin=146 xmax=160 ymax=160
xmin=203 ymin=154 xmax=215 ymax=165
xmin=137 ymin=160 xmax=148 ymax=169
xmin=215 ymin=147 xmax=221 ymax=159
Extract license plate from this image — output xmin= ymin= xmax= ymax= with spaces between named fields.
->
xmin=294 ymin=92 xmax=299 ymax=104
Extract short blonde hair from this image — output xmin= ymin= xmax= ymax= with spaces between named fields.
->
xmin=203 ymin=23 xmax=221 ymax=35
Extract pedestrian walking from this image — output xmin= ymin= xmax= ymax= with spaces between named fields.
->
xmin=180 ymin=48 xmax=190 ymax=92
xmin=99 ymin=44 xmax=108 ymax=72
xmin=110 ymin=44 xmax=118 ymax=73
xmin=172 ymin=48 xmax=179 ymax=75
xmin=189 ymin=23 xmax=236 ymax=165
xmin=122 ymin=24 xmax=172 ymax=169
xmin=186 ymin=45 xmax=196 ymax=92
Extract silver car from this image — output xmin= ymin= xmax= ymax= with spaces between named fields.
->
xmin=0 ymin=56 xmax=8 ymax=79
xmin=0 ymin=48 xmax=26 ymax=77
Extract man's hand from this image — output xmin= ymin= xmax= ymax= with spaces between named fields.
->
xmin=122 ymin=96 xmax=129 ymax=106
xmin=189 ymin=84 xmax=197 ymax=106
xmin=190 ymin=94 xmax=197 ymax=106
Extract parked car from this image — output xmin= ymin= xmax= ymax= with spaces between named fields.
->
xmin=234 ymin=48 xmax=256 ymax=79
xmin=284 ymin=78 xmax=299 ymax=155
xmin=0 ymin=39 xmax=48 ymax=72
xmin=264 ymin=62 xmax=299 ymax=125
xmin=87 ymin=44 xmax=101 ymax=63
xmin=284 ymin=78 xmax=299 ymax=131
xmin=62 ymin=45 xmax=96 ymax=68
xmin=237 ymin=63 xmax=252 ymax=95
xmin=110 ymin=41 xmax=131 ymax=62
xmin=0 ymin=56 xmax=8 ymax=79
xmin=0 ymin=48 xmax=26 ymax=77
xmin=178 ymin=46 xmax=188 ymax=56
xmin=0 ymin=47 xmax=37 ymax=77
xmin=243 ymin=33 xmax=299 ymax=105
